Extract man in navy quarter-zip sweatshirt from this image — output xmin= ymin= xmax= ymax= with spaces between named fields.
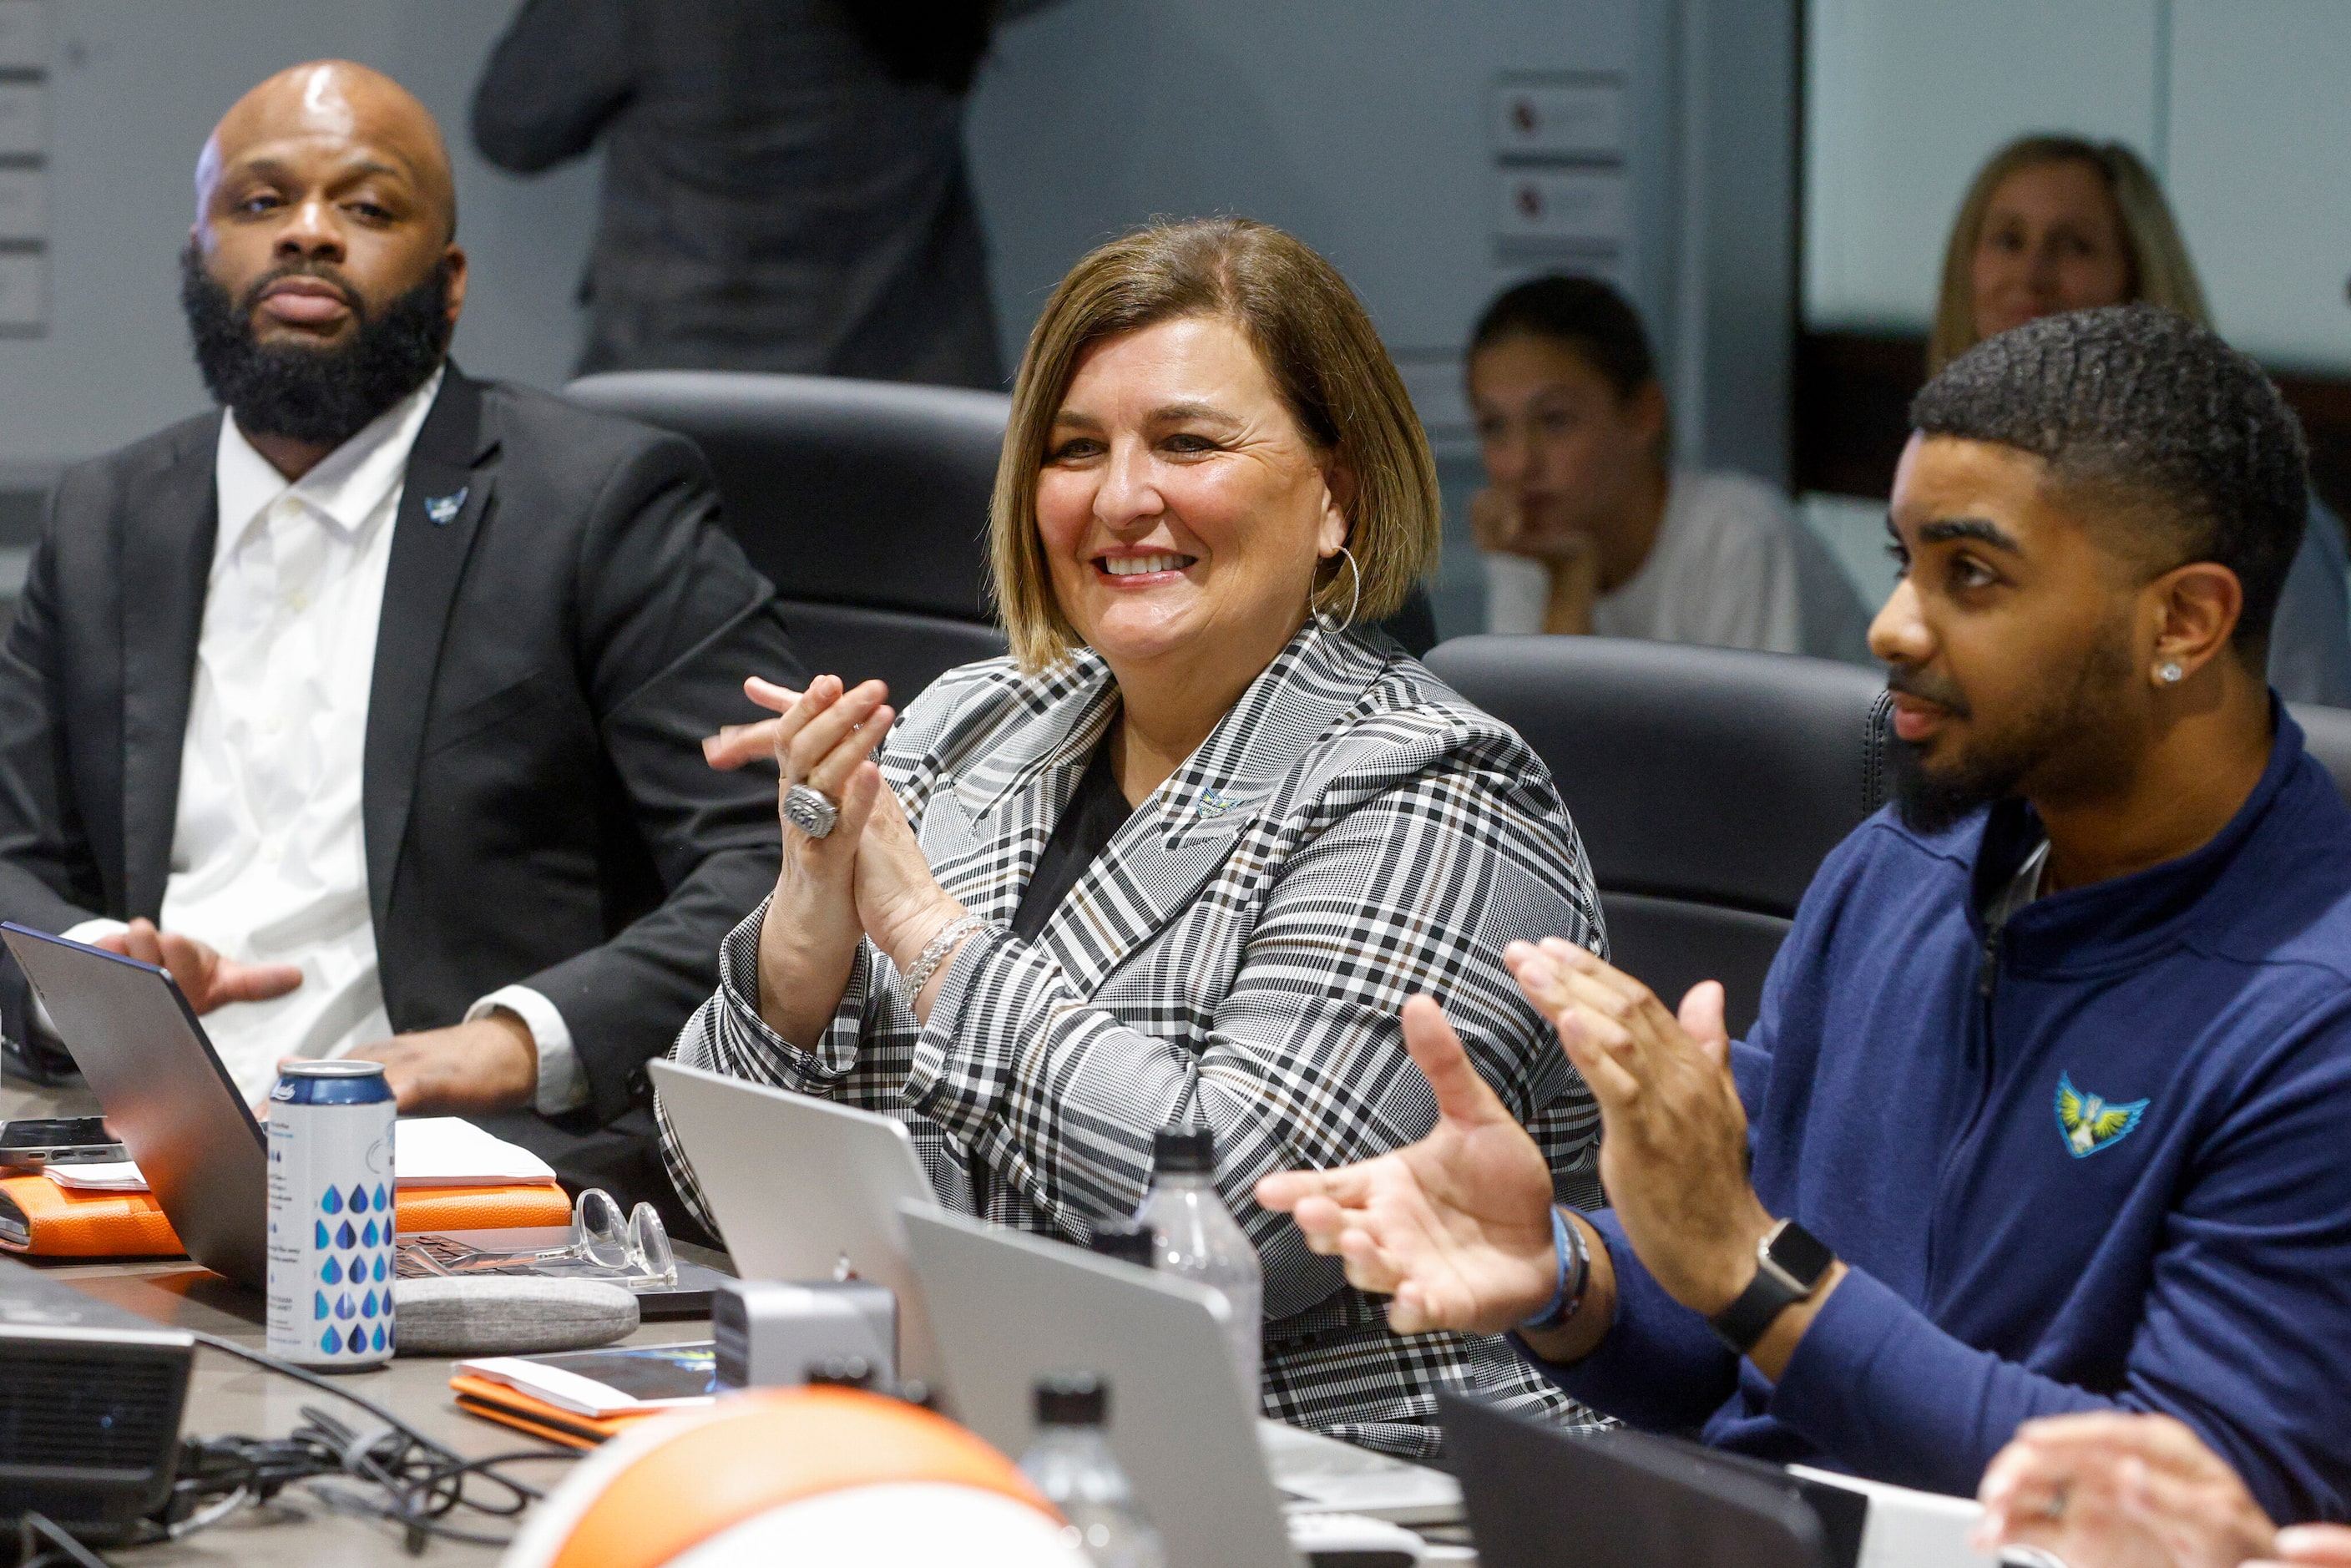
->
xmin=1261 ymin=305 xmax=2351 ymax=1525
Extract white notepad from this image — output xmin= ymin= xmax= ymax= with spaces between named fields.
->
xmin=44 ymin=1116 xmax=557 ymax=1193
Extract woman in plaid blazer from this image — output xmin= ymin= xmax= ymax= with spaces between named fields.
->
xmin=661 ymin=218 xmax=1608 ymax=1457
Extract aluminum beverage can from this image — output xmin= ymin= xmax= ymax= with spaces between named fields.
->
xmin=266 ymin=1060 xmax=397 ymax=1368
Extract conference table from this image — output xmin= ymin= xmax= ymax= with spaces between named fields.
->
xmin=5 ymin=1065 xmax=1489 ymax=1567
xmin=1 ymin=1068 xmax=719 ymax=1566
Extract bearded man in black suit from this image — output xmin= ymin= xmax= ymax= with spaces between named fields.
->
xmin=0 ymin=60 xmax=800 ymax=1213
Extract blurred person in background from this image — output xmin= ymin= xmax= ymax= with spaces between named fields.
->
xmin=473 ymin=0 xmax=1059 ymax=387
xmin=1472 ymin=275 xmax=1872 ymax=661
xmin=1933 ymin=134 xmax=2351 ymax=706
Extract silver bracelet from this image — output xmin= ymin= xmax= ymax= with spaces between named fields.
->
xmin=903 ymin=913 xmax=988 ymax=997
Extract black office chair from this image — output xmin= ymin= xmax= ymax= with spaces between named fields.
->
xmin=566 ymin=370 xmax=1014 ymax=704
xmin=1425 ymin=635 xmax=1892 ymax=1037
xmin=2289 ymin=701 xmax=2351 ymax=806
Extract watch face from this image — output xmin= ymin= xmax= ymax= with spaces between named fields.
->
xmin=1768 ymin=1222 xmax=1835 ymax=1287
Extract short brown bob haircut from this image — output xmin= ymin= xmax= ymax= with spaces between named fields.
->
xmin=990 ymin=217 xmax=1440 ymax=672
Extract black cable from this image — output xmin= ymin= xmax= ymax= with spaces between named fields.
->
xmin=179 ymin=1332 xmax=577 ymax=1553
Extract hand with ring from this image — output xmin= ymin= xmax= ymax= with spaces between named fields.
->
xmin=1974 ymin=1413 xmax=2278 ymax=1568
xmin=734 ymin=674 xmax=896 ymax=1047
xmin=717 ymin=674 xmax=978 ymax=1039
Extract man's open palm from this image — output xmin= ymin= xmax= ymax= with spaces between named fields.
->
xmin=1257 ymin=995 xmax=1560 ymax=1335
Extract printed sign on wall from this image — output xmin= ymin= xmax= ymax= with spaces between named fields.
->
xmin=0 ymin=0 xmax=45 ymax=335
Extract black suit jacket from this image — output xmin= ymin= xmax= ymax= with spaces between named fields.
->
xmin=0 ymin=368 xmax=801 ymax=1125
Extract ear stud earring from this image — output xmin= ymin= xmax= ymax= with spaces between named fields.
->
xmin=2157 ymin=661 xmax=2185 ymax=685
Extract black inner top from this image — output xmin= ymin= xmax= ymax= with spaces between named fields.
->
xmin=1010 ymin=741 xmax=1135 ymax=942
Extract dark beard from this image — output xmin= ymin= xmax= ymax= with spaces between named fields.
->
xmin=1887 ymin=626 xmax=2136 ymax=835
xmin=179 ymin=242 xmax=452 ymax=448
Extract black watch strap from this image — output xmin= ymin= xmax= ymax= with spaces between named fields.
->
xmin=1707 ymin=1220 xmax=1833 ymax=1357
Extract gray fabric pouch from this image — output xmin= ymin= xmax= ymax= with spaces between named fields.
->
xmin=392 ymin=1277 xmax=640 ymax=1356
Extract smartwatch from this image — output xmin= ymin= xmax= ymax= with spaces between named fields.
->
xmin=1706 ymin=1219 xmax=1835 ymax=1357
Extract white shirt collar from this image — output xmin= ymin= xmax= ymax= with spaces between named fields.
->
xmin=212 ymin=366 xmax=447 ymax=575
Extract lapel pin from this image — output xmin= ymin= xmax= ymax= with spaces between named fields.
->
xmin=424 ymin=488 xmax=468 ymax=526
xmin=1196 ymin=786 xmax=1238 ymax=819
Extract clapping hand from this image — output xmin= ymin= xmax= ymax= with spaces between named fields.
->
xmin=1256 ymin=995 xmax=1563 ymax=1336
xmin=715 ymin=675 xmax=973 ymax=1039
xmin=1505 ymin=938 xmax=1776 ymax=1318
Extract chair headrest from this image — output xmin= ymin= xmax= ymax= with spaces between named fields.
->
xmin=566 ymin=371 xmax=1011 ymax=623
xmin=1426 ymin=636 xmax=1891 ymax=915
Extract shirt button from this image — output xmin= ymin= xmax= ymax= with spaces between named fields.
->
xmin=261 ymin=837 xmax=284 ymax=863
xmin=286 ymin=590 xmax=308 ymax=613
xmin=265 ymin=712 xmax=285 ymax=735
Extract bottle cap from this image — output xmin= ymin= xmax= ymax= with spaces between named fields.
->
xmin=1087 ymin=1218 xmax=1156 ymax=1268
xmin=805 ymin=1356 xmax=878 ymax=1390
xmin=1152 ymin=1124 xmax=1215 ymax=1176
xmin=1034 ymin=1370 xmax=1109 ymax=1427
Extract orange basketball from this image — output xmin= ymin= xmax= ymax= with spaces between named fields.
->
xmin=501 ymin=1387 xmax=1089 ymax=1568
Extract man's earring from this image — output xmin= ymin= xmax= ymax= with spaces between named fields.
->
xmin=2156 ymin=660 xmax=2185 ymax=685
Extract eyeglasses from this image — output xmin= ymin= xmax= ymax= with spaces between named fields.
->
xmin=396 ymin=1187 xmax=677 ymax=1289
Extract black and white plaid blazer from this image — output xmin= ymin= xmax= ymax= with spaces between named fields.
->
xmin=658 ymin=622 xmax=1609 ymax=1456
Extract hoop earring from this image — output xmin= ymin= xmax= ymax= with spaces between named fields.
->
xmin=1316 ymin=546 xmax=1363 ymax=635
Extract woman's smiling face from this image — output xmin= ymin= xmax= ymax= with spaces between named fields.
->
xmin=1034 ymin=314 xmax=1350 ymax=678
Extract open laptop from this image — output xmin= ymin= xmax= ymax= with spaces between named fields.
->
xmin=1 ymin=923 xmax=744 ymax=1308
xmin=1442 ymin=1392 xmax=1838 ymax=1568
xmin=645 ymin=1057 xmax=946 ymax=1386
xmin=3 ymin=923 xmax=273 ymax=1285
xmin=902 ymin=1204 xmax=1463 ymax=1565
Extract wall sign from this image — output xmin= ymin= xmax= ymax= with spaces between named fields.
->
xmin=0 ymin=0 xmax=45 ymax=335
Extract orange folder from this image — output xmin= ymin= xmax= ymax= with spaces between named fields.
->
xmin=0 ymin=1173 xmax=573 ymax=1258
xmin=449 ymin=1373 xmax=677 ymax=1449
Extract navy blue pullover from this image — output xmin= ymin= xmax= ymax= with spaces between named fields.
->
xmin=1540 ymin=711 xmax=2351 ymax=1521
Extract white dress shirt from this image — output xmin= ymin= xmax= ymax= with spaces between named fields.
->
xmin=64 ymin=370 xmax=587 ymax=1112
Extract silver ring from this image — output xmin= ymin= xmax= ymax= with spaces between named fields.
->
xmin=782 ymin=783 xmax=840 ymax=840
xmin=2042 ymin=1482 xmax=2070 ymax=1522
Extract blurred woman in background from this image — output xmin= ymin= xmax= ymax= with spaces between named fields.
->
xmin=1932 ymin=134 xmax=2351 ymax=706
xmin=1472 ymin=276 xmax=1872 ymax=661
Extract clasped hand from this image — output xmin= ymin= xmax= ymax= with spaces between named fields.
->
xmin=1257 ymin=937 xmax=1778 ymax=1355
xmin=705 ymin=675 xmax=966 ymax=1046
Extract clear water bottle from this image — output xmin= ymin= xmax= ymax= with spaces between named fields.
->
xmin=1019 ymin=1373 xmax=1167 ymax=1568
xmin=1136 ymin=1125 xmax=1262 ymax=1401
xmin=1086 ymin=1217 xmax=1156 ymax=1269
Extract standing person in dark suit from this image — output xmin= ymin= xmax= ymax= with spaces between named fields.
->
xmin=472 ymin=0 xmax=1056 ymax=388
xmin=0 ymin=61 xmax=800 ymax=1211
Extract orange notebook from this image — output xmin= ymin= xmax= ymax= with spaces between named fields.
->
xmin=449 ymin=1373 xmax=678 ymax=1450
xmin=0 ymin=1174 xmax=573 ymax=1258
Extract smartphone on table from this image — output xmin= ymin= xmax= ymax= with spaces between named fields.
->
xmin=0 ymin=1116 xmax=126 ymax=1167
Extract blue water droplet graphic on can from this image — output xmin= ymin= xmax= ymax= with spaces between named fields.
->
xmin=268 ymin=1060 xmax=395 ymax=1368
